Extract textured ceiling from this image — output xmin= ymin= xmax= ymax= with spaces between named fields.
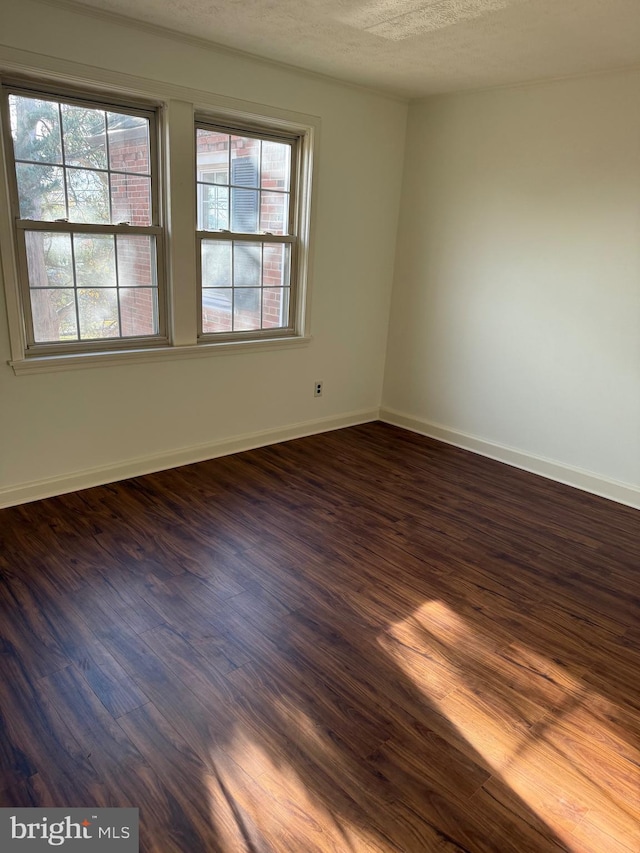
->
xmin=42 ymin=0 xmax=640 ymax=97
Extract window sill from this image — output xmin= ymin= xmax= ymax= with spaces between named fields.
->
xmin=9 ymin=335 xmax=312 ymax=375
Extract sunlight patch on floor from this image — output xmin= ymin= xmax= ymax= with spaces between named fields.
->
xmin=383 ymin=599 xmax=640 ymax=850
xmin=204 ymin=715 xmax=383 ymax=852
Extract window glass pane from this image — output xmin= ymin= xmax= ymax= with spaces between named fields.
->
xmin=234 ymin=288 xmax=261 ymax=331
xmin=230 ymin=136 xmax=259 ymax=187
xmin=262 ymin=243 xmax=290 ymax=288
xmin=74 ymin=234 xmax=116 ymax=288
xmin=110 ymin=173 xmax=151 ymax=225
xmin=234 ymin=242 xmax=261 ymax=286
xmin=199 ymin=184 xmax=229 ymax=231
xmin=262 ymin=287 xmax=290 ymax=329
xmin=202 ymin=241 xmax=231 ymax=286
xmin=116 ymin=235 xmax=156 ymax=288
xmin=107 ymin=112 xmax=150 ymax=175
xmin=61 ymin=104 xmax=107 ymax=170
xmin=120 ymin=288 xmax=158 ymax=336
xmin=78 ymin=288 xmax=120 ymax=339
xmin=261 ymin=140 xmax=290 ymax=192
xmin=200 ymin=240 xmax=292 ymax=334
xmin=31 ymin=289 xmax=78 ymax=342
xmin=25 ymin=231 xmax=73 ymax=288
xmin=202 ymin=288 xmax=232 ymax=333
xmin=9 ymin=95 xmax=63 ymax=164
xmin=260 ymin=192 xmax=289 ymax=235
xmin=231 ymin=188 xmax=259 ymax=232
xmin=67 ymin=168 xmax=110 ymax=223
xmin=16 ymin=163 xmax=66 ymax=220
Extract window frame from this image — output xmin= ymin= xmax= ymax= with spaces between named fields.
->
xmin=0 ymin=62 xmax=316 ymax=374
xmin=0 ymin=79 xmax=168 ymax=356
xmin=195 ymin=115 xmax=305 ymax=343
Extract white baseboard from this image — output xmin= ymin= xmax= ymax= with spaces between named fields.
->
xmin=380 ymin=407 xmax=640 ymax=511
xmin=5 ymin=407 xmax=638 ymax=512
xmin=0 ymin=408 xmax=379 ymax=508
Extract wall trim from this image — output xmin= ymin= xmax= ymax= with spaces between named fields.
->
xmin=0 ymin=408 xmax=379 ymax=509
xmin=380 ymin=408 xmax=640 ymax=511
xmin=0 ymin=45 xmax=323 ymax=132
xmin=5 ymin=406 xmax=638 ymax=511
xmin=10 ymin=337 xmax=313 ymax=375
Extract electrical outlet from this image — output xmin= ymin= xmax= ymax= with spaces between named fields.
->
xmin=314 ymin=381 xmax=323 ymax=397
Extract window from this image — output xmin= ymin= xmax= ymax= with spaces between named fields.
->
xmin=0 ymin=73 xmax=315 ymax=371
xmin=198 ymin=168 xmax=228 ymax=231
xmin=196 ymin=120 xmax=299 ymax=340
xmin=2 ymin=84 xmax=164 ymax=353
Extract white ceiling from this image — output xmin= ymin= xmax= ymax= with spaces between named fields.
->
xmin=48 ymin=0 xmax=640 ymax=97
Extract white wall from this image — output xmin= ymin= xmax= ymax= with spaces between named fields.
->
xmin=3 ymin=5 xmax=639 ymax=511
xmin=383 ymin=72 xmax=640 ymax=504
xmin=0 ymin=1 xmax=407 ymax=504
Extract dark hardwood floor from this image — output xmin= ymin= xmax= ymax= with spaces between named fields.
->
xmin=0 ymin=422 xmax=639 ymax=852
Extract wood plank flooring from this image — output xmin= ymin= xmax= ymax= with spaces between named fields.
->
xmin=0 ymin=422 xmax=638 ymax=852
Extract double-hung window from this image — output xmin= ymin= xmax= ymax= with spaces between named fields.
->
xmin=0 ymin=77 xmax=314 ymax=370
xmin=2 ymin=84 xmax=164 ymax=353
xmin=196 ymin=119 xmax=300 ymax=340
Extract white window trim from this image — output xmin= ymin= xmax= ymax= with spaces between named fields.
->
xmin=0 ymin=53 xmax=317 ymax=375
xmin=8 ymin=335 xmax=312 ymax=374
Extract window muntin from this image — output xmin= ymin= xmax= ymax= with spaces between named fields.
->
xmin=4 ymin=86 xmax=164 ymax=350
xmin=196 ymin=122 xmax=297 ymax=339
